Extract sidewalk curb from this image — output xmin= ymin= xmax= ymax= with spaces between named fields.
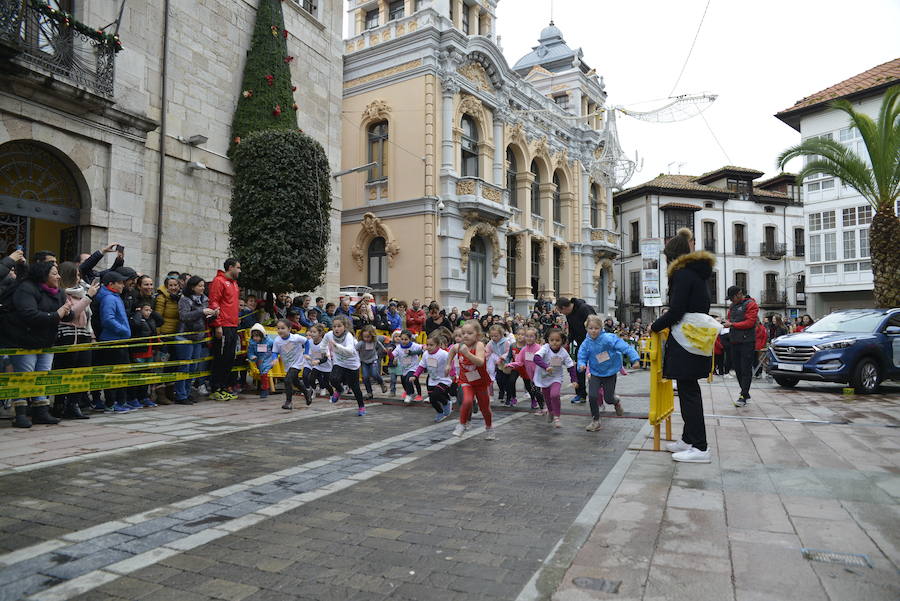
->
xmin=515 ymin=421 xmax=652 ymax=601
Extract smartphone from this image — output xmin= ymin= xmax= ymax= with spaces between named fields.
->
xmin=92 ymin=277 xmax=100 ymax=286
xmin=15 ymin=245 xmax=23 ymax=251
xmin=116 ymin=244 xmax=125 ymax=252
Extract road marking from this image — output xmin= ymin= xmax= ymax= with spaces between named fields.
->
xmin=5 ymin=412 xmax=524 ymax=600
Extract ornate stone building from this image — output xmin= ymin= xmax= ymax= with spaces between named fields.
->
xmin=340 ymin=0 xmax=620 ymax=315
xmin=0 ymin=0 xmax=344 ymax=297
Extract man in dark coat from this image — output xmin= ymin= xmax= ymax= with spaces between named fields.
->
xmin=556 ymin=297 xmax=596 ymax=403
xmin=725 ymin=286 xmax=759 ymax=407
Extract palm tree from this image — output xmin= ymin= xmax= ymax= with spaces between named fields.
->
xmin=777 ymin=85 xmax=899 ymax=308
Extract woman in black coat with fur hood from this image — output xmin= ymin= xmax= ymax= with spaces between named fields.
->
xmin=651 ymin=228 xmax=715 ymax=463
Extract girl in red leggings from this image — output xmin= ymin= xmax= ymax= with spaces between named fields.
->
xmin=448 ymin=320 xmax=495 ymax=440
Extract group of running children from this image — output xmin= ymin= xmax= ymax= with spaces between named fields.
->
xmin=246 ymin=314 xmax=640 ymax=439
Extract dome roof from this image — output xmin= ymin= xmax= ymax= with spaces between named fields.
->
xmin=538 ymin=22 xmax=563 ymax=43
xmin=512 ymin=21 xmax=588 ymax=75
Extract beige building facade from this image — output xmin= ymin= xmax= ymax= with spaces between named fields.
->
xmin=340 ymin=0 xmax=620 ymax=315
xmin=0 ymin=0 xmax=343 ymax=298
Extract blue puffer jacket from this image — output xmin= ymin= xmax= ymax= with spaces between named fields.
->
xmin=577 ymin=332 xmax=639 ymax=377
xmin=97 ymin=285 xmax=130 ymax=342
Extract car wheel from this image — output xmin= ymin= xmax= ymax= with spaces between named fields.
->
xmin=849 ymin=358 xmax=881 ymax=394
xmin=773 ymin=376 xmax=799 ymax=388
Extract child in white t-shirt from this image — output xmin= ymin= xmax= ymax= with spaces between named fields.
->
xmin=271 ymin=319 xmax=311 ymax=410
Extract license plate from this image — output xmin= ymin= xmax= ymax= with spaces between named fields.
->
xmin=778 ymin=363 xmax=803 ymax=372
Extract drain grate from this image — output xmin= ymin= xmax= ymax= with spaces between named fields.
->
xmin=572 ymin=577 xmax=621 ymax=593
xmin=801 ymin=548 xmax=872 ymax=568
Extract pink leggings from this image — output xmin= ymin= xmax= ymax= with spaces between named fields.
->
xmin=460 ymin=384 xmax=492 ymax=428
xmin=542 ymin=382 xmax=562 ymax=417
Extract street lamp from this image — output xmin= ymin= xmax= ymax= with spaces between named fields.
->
xmin=332 ymin=161 xmax=379 ymax=179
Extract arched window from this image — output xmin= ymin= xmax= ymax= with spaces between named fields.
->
xmin=590 ymin=184 xmax=600 ymax=228
xmin=530 ymin=160 xmax=540 ymax=215
xmin=506 ymin=148 xmax=518 ymax=208
xmin=530 ymin=239 xmax=541 ymax=298
xmin=367 ymin=237 xmax=388 ymax=292
xmin=553 ymin=246 xmax=561 ymax=299
xmin=460 ymin=115 xmax=479 ymax=177
xmin=367 ymin=121 xmax=388 ymax=181
xmin=552 ymin=173 xmax=562 ymax=223
xmin=506 ymin=235 xmax=517 ymax=298
xmin=467 ymin=236 xmax=487 ymax=302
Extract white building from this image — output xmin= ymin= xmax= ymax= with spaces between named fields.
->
xmin=775 ymin=58 xmax=900 ymax=315
xmin=613 ymin=166 xmax=806 ymax=323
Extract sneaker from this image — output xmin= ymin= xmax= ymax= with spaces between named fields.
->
xmin=570 ymin=395 xmax=582 ymax=404
xmin=112 ymin=403 xmax=132 ymax=413
xmin=223 ymin=390 xmax=238 ymax=401
xmin=303 ymin=387 xmax=313 ymax=406
xmin=672 ymin=447 xmax=712 ymax=463
xmin=282 ymin=401 xmax=293 ymax=410
xmin=174 ymin=398 xmax=193 ymax=405
xmin=666 ymin=440 xmax=693 ymax=454
xmin=485 ymin=428 xmax=496 ymax=441
xmin=330 ymin=392 xmax=340 ymax=404
xmin=141 ymin=398 xmax=158 ymax=408
xmin=614 ymin=403 xmax=624 ymax=416
xmin=553 ymin=417 xmax=561 ymax=428
xmin=547 ymin=410 xmax=554 ymax=423
xmin=452 ymin=424 xmax=466 ymax=437
xmin=126 ymin=399 xmax=143 ymax=409
xmin=509 ymin=397 xmax=518 ymax=406
xmin=358 ymin=407 xmax=367 ymax=416
xmin=403 ymin=394 xmax=412 ymax=404
xmin=443 ymin=403 xmax=453 ymax=418
xmin=92 ymin=404 xmax=109 ymax=413
xmin=260 ymin=389 xmax=269 ymax=399
xmin=197 ymin=384 xmax=210 ymax=396
xmin=733 ymin=396 xmax=747 ymax=408
xmin=531 ymin=399 xmax=538 ymax=410
xmin=414 ymin=395 xmax=423 ymax=402
xmin=380 ymin=382 xmax=388 ymax=394
xmin=435 ymin=412 xmax=447 ymax=423
xmin=585 ymin=419 xmax=601 ymax=432
xmin=209 ymin=391 xmax=225 ymax=402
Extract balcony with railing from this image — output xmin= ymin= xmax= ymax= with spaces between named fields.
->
xmin=509 ymin=207 xmax=523 ymax=228
xmin=760 ymin=242 xmax=787 ymax=260
xmin=0 ymin=1 xmax=120 ymax=98
xmin=589 ymin=228 xmax=620 ymax=255
xmin=734 ymin=241 xmax=747 ymax=256
xmin=552 ymin=221 xmax=566 ymax=240
xmin=454 ymin=176 xmax=510 ymax=222
xmin=795 ymin=244 xmax=805 ymax=257
xmin=531 ymin=213 xmax=546 ymax=235
xmin=344 ymin=6 xmax=436 ymax=55
xmin=759 ymin=289 xmax=787 ymax=307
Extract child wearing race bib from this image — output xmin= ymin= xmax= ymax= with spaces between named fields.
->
xmin=271 ymin=319 xmax=312 ymax=410
xmin=448 ymin=320 xmax=495 ymax=440
xmin=247 ymin=323 xmax=275 ymax=398
xmin=385 ymin=330 xmax=402 ymax=396
xmin=413 ymin=329 xmax=454 ymax=422
xmin=393 ymin=329 xmax=424 ymax=404
xmin=577 ymin=315 xmax=640 ymax=432
xmin=303 ymin=324 xmax=336 ymax=403
xmin=532 ymin=328 xmax=579 ymax=428
xmin=323 ymin=315 xmax=366 ymax=416
xmin=503 ymin=326 xmax=545 ymax=414
xmin=486 ymin=324 xmax=510 ymax=405
xmin=357 ymin=325 xmax=388 ymax=400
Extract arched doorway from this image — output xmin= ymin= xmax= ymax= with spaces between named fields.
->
xmin=0 ymin=141 xmax=83 ymax=260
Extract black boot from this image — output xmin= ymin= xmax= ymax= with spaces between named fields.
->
xmin=12 ymin=406 xmax=31 ymax=428
xmin=63 ymin=398 xmax=89 ymax=420
xmin=51 ymin=397 xmax=66 ymax=419
xmin=32 ymin=405 xmax=60 ymax=425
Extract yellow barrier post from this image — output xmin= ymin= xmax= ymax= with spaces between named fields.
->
xmin=648 ymin=330 xmax=674 ymax=451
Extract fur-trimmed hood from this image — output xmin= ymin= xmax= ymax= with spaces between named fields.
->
xmin=666 ymin=250 xmax=716 ymax=278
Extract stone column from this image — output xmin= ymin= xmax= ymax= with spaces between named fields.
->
xmin=492 ymin=114 xmax=504 ymax=187
xmin=379 ymin=0 xmax=388 ymax=23
xmin=355 ymin=9 xmax=364 ymax=35
xmin=538 ymin=237 xmax=554 ymax=300
xmin=468 ymin=4 xmax=480 ymax=34
xmin=581 ymin=169 xmax=592 ymax=230
xmin=605 ymin=184 xmax=614 ymax=231
xmin=452 ymin=0 xmax=462 ymax=28
xmin=514 ymin=232 xmax=533 ymax=305
xmin=560 ymin=190 xmax=577 ymax=240
xmin=517 ymin=171 xmax=535 ymax=225
xmin=440 ymin=78 xmax=459 ymax=176
xmin=539 ymin=181 xmax=555 ymax=235
xmin=404 ymin=0 xmax=414 ymax=16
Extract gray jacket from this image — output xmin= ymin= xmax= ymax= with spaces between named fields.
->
xmin=178 ymin=294 xmax=209 ymax=341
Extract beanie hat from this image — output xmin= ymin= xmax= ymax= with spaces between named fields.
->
xmin=663 ymin=228 xmax=694 ymax=263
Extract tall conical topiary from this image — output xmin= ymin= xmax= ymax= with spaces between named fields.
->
xmin=229 ymin=0 xmax=297 ymax=157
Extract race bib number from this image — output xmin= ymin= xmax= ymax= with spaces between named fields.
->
xmin=310 ymin=350 xmax=321 ymax=360
xmin=256 ymin=344 xmax=268 ymax=353
xmin=466 ymin=370 xmax=480 ymax=382
xmin=596 ymin=352 xmax=610 ymax=363
xmin=524 ymin=352 xmax=534 ymax=362
xmin=427 ymin=357 xmax=438 ymax=368
xmin=283 ymin=343 xmax=295 ymax=354
xmin=365 ymin=343 xmax=374 ymax=350
xmin=549 ymin=356 xmax=562 ymax=367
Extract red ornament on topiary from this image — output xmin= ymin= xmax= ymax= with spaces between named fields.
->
xmin=273 ymin=104 xmax=282 ymax=117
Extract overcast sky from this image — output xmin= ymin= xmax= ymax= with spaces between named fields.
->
xmin=494 ymin=0 xmax=900 ymax=186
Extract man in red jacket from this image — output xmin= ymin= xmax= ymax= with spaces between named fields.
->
xmin=724 ymin=285 xmax=759 ymax=407
xmin=208 ymin=258 xmax=241 ymax=401
xmin=405 ymin=298 xmax=426 ymax=334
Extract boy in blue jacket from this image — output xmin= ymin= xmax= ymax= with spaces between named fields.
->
xmin=96 ymin=271 xmax=134 ymax=413
xmin=577 ymin=314 xmax=640 ymax=431
xmin=247 ymin=323 xmax=276 ymax=398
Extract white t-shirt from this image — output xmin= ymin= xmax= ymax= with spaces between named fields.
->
xmin=306 ymin=339 xmax=332 ymax=373
xmin=485 ymin=338 xmax=511 ymax=381
xmin=392 ymin=342 xmax=423 ymax=374
xmin=532 ymin=343 xmax=574 ymax=388
xmin=324 ymin=331 xmax=360 ymax=370
xmin=418 ymin=348 xmax=452 ymax=387
xmin=272 ymin=333 xmax=308 ymax=371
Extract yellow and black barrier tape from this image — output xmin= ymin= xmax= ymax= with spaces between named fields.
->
xmin=0 ymin=330 xmax=209 ymax=356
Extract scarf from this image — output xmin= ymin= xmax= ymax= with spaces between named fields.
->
xmin=65 ymin=285 xmax=85 ymax=299
xmin=40 ymin=283 xmax=59 ymax=295
xmin=332 ymin=330 xmax=347 ymax=344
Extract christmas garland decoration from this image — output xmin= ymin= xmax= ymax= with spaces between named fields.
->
xmin=30 ymin=1 xmax=123 ymax=53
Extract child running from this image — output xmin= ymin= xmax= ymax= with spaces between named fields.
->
xmin=247 ymin=323 xmax=275 ymax=398
xmin=486 ymin=324 xmax=511 ymax=405
xmin=532 ymin=328 xmax=579 ymax=428
xmin=504 ymin=326 xmax=545 ymax=414
xmin=448 ymin=320 xmax=494 ymax=440
xmin=357 ymin=325 xmax=388 ymax=400
xmin=413 ymin=330 xmax=454 ymax=422
xmin=385 ymin=329 xmax=402 ymax=396
xmin=393 ymin=329 xmax=424 ymax=404
xmin=303 ymin=324 xmax=337 ymax=403
xmin=323 ymin=315 xmax=367 ymax=416
xmin=577 ymin=314 xmax=640 ymax=431
xmin=271 ymin=319 xmax=312 ymax=410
